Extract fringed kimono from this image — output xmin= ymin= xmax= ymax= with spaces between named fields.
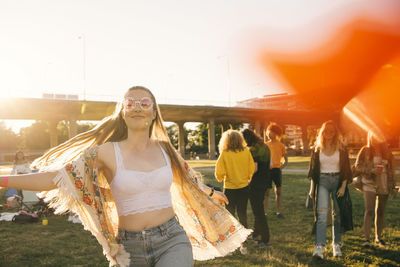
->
xmin=38 ymin=146 xmax=252 ymax=267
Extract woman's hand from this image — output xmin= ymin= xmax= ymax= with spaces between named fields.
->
xmin=212 ymin=190 xmax=229 ymax=205
xmin=336 ymin=185 xmax=346 ymax=197
xmin=391 ymin=185 xmax=399 ymax=198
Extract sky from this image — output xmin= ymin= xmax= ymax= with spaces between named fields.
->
xmin=0 ymin=0 xmax=374 ymax=131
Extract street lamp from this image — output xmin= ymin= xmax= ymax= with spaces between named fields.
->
xmin=217 ymin=55 xmax=231 ymax=106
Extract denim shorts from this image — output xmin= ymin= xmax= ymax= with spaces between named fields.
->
xmin=118 ymin=216 xmax=193 ymax=267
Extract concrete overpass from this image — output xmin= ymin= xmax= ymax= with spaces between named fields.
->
xmin=0 ymin=98 xmax=339 ymax=159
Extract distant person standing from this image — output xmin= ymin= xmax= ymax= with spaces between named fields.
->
xmin=353 ymin=132 xmax=397 ymax=247
xmin=5 ymin=151 xmax=31 ymax=198
xmin=264 ymin=123 xmax=288 ymax=218
xmin=215 ymin=129 xmax=255 ymax=254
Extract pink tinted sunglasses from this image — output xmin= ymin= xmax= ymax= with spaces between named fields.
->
xmin=123 ymin=97 xmax=154 ymax=111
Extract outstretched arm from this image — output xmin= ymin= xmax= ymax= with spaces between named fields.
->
xmin=197 ymin=182 xmax=229 ymax=205
xmin=1 ymin=171 xmax=58 ymax=192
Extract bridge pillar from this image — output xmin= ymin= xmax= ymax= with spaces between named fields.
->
xmin=301 ymin=124 xmax=310 ymax=154
xmin=262 ymin=121 xmax=269 ymax=142
xmin=208 ymin=118 xmax=216 ymax=159
xmin=177 ymin=121 xmax=185 ymax=158
xmin=254 ymin=120 xmax=261 ymax=135
xmin=68 ymin=118 xmax=78 ymax=139
xmin=48 ymin=120 xmax=59 ymax=148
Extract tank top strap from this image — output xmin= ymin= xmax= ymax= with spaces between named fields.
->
xmin=159 ymin=144 xmax=171 ymax=167
xmin=112 ymin=142 xmax=125 ymax=170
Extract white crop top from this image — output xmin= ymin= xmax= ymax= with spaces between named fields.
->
xmin=320 ymin=150 xmax=340 ymax=173
xmin=110 ymin=142 xmax=174 ymax=216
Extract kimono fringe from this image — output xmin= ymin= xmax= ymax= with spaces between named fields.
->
xmin=193 ymin=227 xmax=252 ymax=260
xmin=38 ymin=169 xmax=130 ymax=267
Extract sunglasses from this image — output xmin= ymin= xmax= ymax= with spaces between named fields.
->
xmin=123 ymin=97 xmax=154 ymax=111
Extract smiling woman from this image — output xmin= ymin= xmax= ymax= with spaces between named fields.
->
xmin=1 ymin=85 xmax=251 ymax=267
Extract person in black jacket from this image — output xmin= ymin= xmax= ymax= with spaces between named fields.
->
xmin=242 ymin=129 xmax=271 ymax=248
xmin=308 ymin=121 xmax=353 ymax=259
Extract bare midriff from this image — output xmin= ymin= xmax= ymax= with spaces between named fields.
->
xmin=118 ymin=207 xmax=175 ymax=231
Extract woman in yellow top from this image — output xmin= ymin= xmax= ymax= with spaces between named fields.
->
xmin=215 ymin=129 xmax=255 ymax=254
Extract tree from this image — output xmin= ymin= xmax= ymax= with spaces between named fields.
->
xmin=19 ymin=121 xmax=50 ymax=150
xmin=0 ymin=121 xmax=19 ymax=150
xmin=166 ymin=124 xmax=178 ymax=149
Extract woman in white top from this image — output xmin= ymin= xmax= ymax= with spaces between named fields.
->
xmin=0 ymin=86 xmax=252 ymax=267
xmin=308 ymin=121 xmax=353 ymax=259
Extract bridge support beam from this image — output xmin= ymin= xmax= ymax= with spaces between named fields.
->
xmin=177 ymin=121 xmax=185 ymax=158
xmin=48 ymin=120 xmax=59 ymax=148
xmin=208 ymin=118 xmax=216 ymax=159
xmin=68 ymin=118 xmax=78 ymax=139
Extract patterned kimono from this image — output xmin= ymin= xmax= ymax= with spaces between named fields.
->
xmin=39 ymin=146 xmax=251 ymax=267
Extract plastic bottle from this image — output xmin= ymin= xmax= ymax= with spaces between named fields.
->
xmin=42 ymin=215 xmax=48 ymax=226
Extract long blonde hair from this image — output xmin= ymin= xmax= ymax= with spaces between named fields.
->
xmin=314 ymin=120 xmax=342 ymax=151
xmin=218 ymin=129 xmax=246 ymax=153
xmin=32 ymin=86 xmax=188 ymax=183
xmin=366 ymin=131 xmax=392 ymax=161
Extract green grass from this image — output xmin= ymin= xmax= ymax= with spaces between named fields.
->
xmin=0 ymin=159 xmax=399 ymax=266
xmin=187 ymin=157 xmax=311 ymax=170
xmin=187 ymin=160 xmax=218 ymax=168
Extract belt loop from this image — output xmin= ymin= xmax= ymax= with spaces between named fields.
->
xmin=161 ymin=225 xmax=167 ymax=236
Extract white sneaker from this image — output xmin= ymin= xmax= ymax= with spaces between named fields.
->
xmin=312 ymin=245 xmax=324 ymax=259
xmin=240 ymin=245 xmax=248 ymax=255
xmin=333 ymin=243 xmax=342 ymax=257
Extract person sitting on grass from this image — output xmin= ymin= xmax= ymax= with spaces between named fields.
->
xmin=264 ymin=122 xmax=288 ymax=218
xmin=4 ymin=151 xmax=31 ymax=199
xmin=0 ymin=86 xmax=252 ymax=267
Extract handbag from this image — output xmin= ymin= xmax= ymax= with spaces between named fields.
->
xmin=12 ymin=213 xmax=39 ymax=224
xmin=352 ymin=176 xmax=363 ymax=192
xmin=305 ymin=193 xmax=313 ymax=209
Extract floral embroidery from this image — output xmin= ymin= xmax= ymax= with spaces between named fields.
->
xmin=65 ymin=163 xmax=73 ymax=172
xmin=74 ymin=180 xmax=83 ymax=189
xmin=83 ymin=196 xmax=92 ymax=206
xmin=52 ymin=145 xmax=251 ymax=266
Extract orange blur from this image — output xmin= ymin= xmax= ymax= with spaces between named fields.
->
xmin=255 ymin=4 xmax=400 ymax=140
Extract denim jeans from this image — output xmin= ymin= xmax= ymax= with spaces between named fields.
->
xmin=118 ymin=216 xmax=193 ymax=267
xmin=315 ymin=174 xmax=342 ymax=246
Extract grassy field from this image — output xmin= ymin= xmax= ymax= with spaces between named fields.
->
xmin=0 ymin=160 xmax=399 ymax=266
xmin=187 ymin=156 xmax=311 ymax=170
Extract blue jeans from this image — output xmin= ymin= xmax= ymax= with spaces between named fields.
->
xmin=315 ymin=174 xmax=342 ymax=246
xmin=118 ymin=216 xmax=193 ymax=267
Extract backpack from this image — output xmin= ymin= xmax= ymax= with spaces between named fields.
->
xmin=12 ymin=213 xmax=39 ymax=224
